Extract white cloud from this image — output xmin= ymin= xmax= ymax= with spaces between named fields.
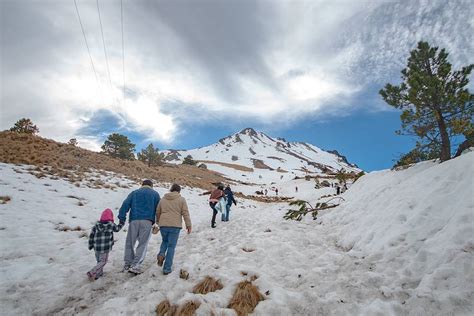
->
xmin=1 ymin=0 xmax=472 ymax=146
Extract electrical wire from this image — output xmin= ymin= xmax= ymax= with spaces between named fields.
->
xmin=121 ymin=0 xmax=125 ymax=107
xmin=96 ymin=0 xmax=114 ymax=99
xmin=73 ymin=0 xmax=103 ymax=102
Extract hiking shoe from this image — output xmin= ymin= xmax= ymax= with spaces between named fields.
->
xmin=163 ymin=270 xmax=171 ymax=275
xmin=129 ymin=266 xmax=143 ymax=274
xmin=211 ymin=223 xmax=216 ymax=228
xmin=157 ymin=254 xmax=165 ymax=267
xmin=87 ymin=272 xmax=95 ymax=282
xmin=122 ymin=265 xmax=131 ymax=272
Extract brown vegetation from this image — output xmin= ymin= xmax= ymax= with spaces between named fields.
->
xmin=156 ymin=299 xmax=177 ymax=316
xmin=197 ymin=160 xmax=254 ymax=172
xmin=251 ymin=159 xmax=273 ymax=170
xmin=228 ymin=281 xmax=265 ymax=316
xmin=175 ymin=301 xmax=201 ymax=316
xmin=0 ymin=132 xmax=229 ymax=190
xmin=192 ymin=276 xmax=224 ymax=295
xmin=179 ymin=269 xmax=189 ymax=280
xmin=0 ymin=196 xmax=11 ymax=204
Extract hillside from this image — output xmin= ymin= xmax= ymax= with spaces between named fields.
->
xmin=163 ymin=128 xmax=361 ymax=184
xmin=0 ymin=131 xmax=228 ymax=190
xmin=0 ymin=150 xmax=472 ymax=315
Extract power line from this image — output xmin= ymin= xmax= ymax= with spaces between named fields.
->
xmin=73 ymin=0 xmax=103 ymax=102
xmin=96 ymin=0 xmax=114 ymax=100
xmin=121 ymin=0 xmax=125 ymax=108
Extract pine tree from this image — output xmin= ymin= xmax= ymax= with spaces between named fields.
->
xmin=182 ymin=155 xmax=197 ymax=165
xmin=68 ymin=138 xmax=78 ymax=146
xmin=137 ymin=143 xmax=162 ymax=167
xmin=380 ymin=41 xmax=473 ymax=162
xmin=101 ymin=133 xmax=135 ymax=160
xmin=10 ymin=118 xmax=39 ymax=135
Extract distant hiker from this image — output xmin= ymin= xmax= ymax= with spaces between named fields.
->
xmin=295 ymin=186 xmax=298 ymax=193
xmin=209 ymin=184 xmax=225 ymax=228
xmin=264 ymin=189 xmax=268 ymax=196
xmin=118 ymin=179 xmax=161 ymax=274
xmin=222 ymin=185 xmax=237 ymax=222
xmin=275 ymin=188 xmax=279 ymax=196
xmin=155 ymin=184 xmax=192 ymax=275
xmin=87 ymin=208 xmax=123 ymax=281
xmin=336 ymin=185 xmax=341 ymax=195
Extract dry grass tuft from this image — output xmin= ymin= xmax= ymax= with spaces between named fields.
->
xmin=0 ymin=196 xmax=12 ymax=204
xmin=179 ymin=269 xmax=189 ymax=280
xmin=228 ymin=281 xmax=265 ymax=316
xmin=249 ymin=275 xmax=259 ymax=282
xmin=176 ymin=300 xmax=201 ymax=316
xmin=55 ymin=225 xmax=84 ymax=232
xmin=156 ymin=299 xmax=177 ymax=316
xmin=192 ymin=276 xmax=223 ymax=295
xmin=242 ymin=247 xmax=255 ymax=253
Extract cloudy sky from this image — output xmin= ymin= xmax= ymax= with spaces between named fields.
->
xmin=1 ymin=0 xmax=473 ymax=170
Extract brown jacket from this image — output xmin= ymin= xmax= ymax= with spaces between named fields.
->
xmin=209 ymin=189 xmax=224 ymax=203
xmin=155 ymin=192 xmax=192 ymax=229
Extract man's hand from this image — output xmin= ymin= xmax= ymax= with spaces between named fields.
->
xmin=119 ymin=220 xmax=125 ymax=226
xmin=187 ymin=227 xmax=192 ymax=234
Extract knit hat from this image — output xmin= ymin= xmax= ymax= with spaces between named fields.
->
xmin=100 ymin=208 xmax=114 ymax=222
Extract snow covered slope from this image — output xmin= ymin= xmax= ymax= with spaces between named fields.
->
xmin=320 ymin=151 xmax=474 ymax=315
xmin=163 ymin=128 xmax=360 ymax=184
xmin=1 ymin=152 xmax=472 ymax=315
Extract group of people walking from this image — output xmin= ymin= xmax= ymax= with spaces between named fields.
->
xmin=86 ymin=180 xmax=236 ymax=281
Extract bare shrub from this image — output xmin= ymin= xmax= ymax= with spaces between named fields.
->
xmin=176 ymin=300 xmax=201 ymax=316
xmin=179 ymin=269 xmax=189 ymax=280
xmin=156 ymin=299 xmax=177 ymax=316
xmin=242 ymin=247 xmax=255 ymax=253
xmin=192 ymin=276 xmax=223 ymax=295
xmin=228 ymin=281 xmax=265 ymax=316
xmin=0 ymin=196 xmax=11 ymax=204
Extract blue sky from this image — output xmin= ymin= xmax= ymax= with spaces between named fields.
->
xmin=1 ymin=0 xmax=472 ymax=171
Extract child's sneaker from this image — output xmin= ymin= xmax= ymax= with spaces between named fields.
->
xmin=87 ymin=272 xmax=95 ymax=282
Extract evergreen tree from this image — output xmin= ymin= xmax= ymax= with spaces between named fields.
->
xmin=137 ymin=143 xmax=162 ymax=167
xmin=68 ymin=138 xmax=78 ymax=146
xmin=10 ymin=118 xmax=39 ymax=135
xmin=380 ymin=41 xmax=473 ymax=162
xmin=101 ymin=133 xmax=135 ymax=160
xmin=335 ymin=168 xmax=348 ymax=185
xmin=182 ymin=155 xmax=197 ymax=165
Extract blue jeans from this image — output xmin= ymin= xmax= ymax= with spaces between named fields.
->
xmin=221 ymin=204 xmax=231 ymax=221
xmin=158 ymin=227 xmax=181 ymax=273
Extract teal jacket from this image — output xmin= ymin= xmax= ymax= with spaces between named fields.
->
xmin=118 ymin=186 xmax=160 ymax=223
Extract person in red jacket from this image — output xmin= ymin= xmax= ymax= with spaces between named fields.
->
xmin=208 ymin=184 xmax=225 ymax=228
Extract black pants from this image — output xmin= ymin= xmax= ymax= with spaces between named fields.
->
xmin=210 ymin=202 xmax=218 ymax=224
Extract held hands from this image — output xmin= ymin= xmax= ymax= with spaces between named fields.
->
xmin=187 ymin=227 xmax=192 ymax=234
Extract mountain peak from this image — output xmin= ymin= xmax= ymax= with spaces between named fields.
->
xmin=239 ymin=127 xmax=258 ymax=136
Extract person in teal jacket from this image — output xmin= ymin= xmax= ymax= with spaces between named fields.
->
xmin=118 ymin=179 xmax=160 ymax=274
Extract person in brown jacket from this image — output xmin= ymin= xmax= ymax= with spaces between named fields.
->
xmin=155 ymin=184 xmax=192 ymax=275
xmin=209 ymin=184 xmax=225 ymax=228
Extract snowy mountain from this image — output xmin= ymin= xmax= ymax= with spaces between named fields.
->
xmin=163 ymin=128 xmax=361 ymax=184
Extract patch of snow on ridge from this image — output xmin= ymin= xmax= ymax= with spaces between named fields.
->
xmin=320 ymin=151 xmax=474 ymax=315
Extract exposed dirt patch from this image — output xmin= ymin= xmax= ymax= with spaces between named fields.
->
xmin=197 ymin=160 xmax=254 ymax=172
xmin=251 ymin=159 xmax=273 ymax=170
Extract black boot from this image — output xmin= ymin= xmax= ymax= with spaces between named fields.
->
xmin=211 ymin=222 xmax=216 ymax=228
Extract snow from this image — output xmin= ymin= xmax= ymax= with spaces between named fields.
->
xmin=0 ymin=152 xmax=472 ymax=315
